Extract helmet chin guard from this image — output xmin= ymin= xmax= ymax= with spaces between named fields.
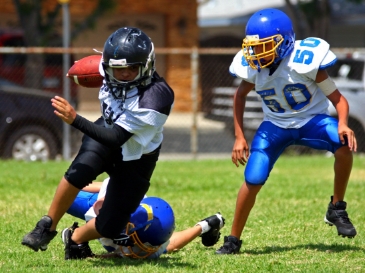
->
xmin=119 ymin=222 xmax=161 ymax=259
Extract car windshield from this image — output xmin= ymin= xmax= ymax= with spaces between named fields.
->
xmin=327 ymin=59 xmax=364 ymax=81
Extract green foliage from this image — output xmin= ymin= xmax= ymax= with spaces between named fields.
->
xmin=0 ymin=155 xmax=364 ymax=272
xmin=12 ymin=0 xmax=117 ymax=46
xmin=297 ymin=0 xmax=328 ymax=29
xmin=70 ymin=0 xmax=117 ymax=41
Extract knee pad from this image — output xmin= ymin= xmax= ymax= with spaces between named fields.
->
xmin=244 ymin=150 xmax=271 ymax=185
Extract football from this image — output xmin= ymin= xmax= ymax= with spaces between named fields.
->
xmin=67 ymin=55 xmax=103 ymax=88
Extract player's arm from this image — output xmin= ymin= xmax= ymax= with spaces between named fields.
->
xmin=71 ymin=114 xmax=132 ymax=149
xmin=232 ymin=80 xmax=255 ymax=167
xmin=315 ymin=69 xmax=357 ymax=152
xmin=51 ymin=96 xmax=132 ymax=149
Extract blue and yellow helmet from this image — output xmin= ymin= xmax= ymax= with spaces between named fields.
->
xmin=121 ymin=196 xmax=175 ymax=258
xmin=242 ymin=8 xmax=295 ymax=70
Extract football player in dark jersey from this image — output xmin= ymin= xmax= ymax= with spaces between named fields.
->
xmin=22 ymin=27 xmax=175 ymax=259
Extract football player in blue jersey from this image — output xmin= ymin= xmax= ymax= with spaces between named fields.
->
xmin=22 ymin=27 xmax=176 ymax=259
xmin=65 ymin=177 xmax=225 ymax=259
xmin=216 ymin=8 xmax=358 ymax=255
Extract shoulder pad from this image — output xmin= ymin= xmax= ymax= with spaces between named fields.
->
xmin=288 ymin=38 xmax=335 ymax=79
xmin=139 ymin=78 xmax=174 ymax=115
xmin=320 ymin=50 xmax=337 ymax=70
xmin=229 ymin=50 xmax=257 ymax=83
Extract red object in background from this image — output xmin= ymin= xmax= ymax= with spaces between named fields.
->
xmin=67 ymin=55 xmax=103 ymax=88
xmin=0 ymin=30 xmax=79 ymax=106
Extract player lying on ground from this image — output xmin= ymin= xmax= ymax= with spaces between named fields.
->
xmin=64 ymin=177 xmax=225 ymax=259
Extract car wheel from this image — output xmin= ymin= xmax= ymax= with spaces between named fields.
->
xmin=3 ymin=125 xmax=59 ymax=161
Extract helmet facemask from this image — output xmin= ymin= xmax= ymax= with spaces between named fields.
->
xmin=103 ymin=43 xmax=155 ymax=94
xmin=242 ymin=8 xmax=295 ymax=72
xmin=242 ymin=34 xmax=284 ymax=70
xmin=119 ymin=222 xmax=161 ymax=259
xmin=116 ymin=197 xmax=175 ymax=259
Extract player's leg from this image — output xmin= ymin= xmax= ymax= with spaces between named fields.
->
xmin=333 ymin=146 xmax=352 ymax=204
xmin=68 ymin=147 xmax=161 ymax=254
xmin=216 ymin=121 xmax=293 ymax=254
xmin=22 ymin=120 xmax=112 ymax=251
xmin=21 ymin=146 xmax=108 ymax=251
xmin=66 ymin=191 xmax=99 ymax=220
xmin=298 ymin=114 xmax=356 ymax=238
xmin=166 ymin=213 xmax=225 ymax=252
xmin=47 ymin=178 xmax=82 ymax=230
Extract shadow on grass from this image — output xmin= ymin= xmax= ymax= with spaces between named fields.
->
xmin=87 ymin=255 xmax=196 ymax=269
xmin=243 ymin=243 xmax=364 ymax=255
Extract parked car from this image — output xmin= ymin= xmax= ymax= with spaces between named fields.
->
xmin=0 ymin=78 xmax=81 ymax=161
xmin=0 ymin=29 xmax=79 ymax=107
xmin=204 ymin=55 xmax=365 ymax=153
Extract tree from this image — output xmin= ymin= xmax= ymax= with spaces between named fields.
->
xmin=285 ymin=0 xmax=364 ymax=40
xmin=12 ymin=0 xmax=116 ymax=89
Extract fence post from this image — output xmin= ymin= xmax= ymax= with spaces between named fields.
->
xmin=60 ymin=0 xmax=71 ymax=160
xmin=191 ymin=47 xmax=199 ymax=159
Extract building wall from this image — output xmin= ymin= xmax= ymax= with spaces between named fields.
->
xmin=0 ymin=0 xmax=199 ymax=112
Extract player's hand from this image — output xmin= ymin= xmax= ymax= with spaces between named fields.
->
xmin=232 ymin=137 xmax=250 ymax=167
xmin=93 ymin=198 xmax=104 ymax=216
xmin=113 ymin=234 xmax=134 ymax=247
xmin=338 ymin=123 xmax=357 ymax=152
xmin=51 ymin=96 xmax=77 ymax=124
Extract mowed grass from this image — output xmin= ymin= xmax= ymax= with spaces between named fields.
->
xmin=0 ymin=155 xmax=364 ymax=272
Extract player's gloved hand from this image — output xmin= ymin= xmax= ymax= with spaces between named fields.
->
xmin=113 ymin=234 xmax=134 ymax=247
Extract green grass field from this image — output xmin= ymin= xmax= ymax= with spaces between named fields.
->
xmin=1 ymin=155 xmax=364 ymax=272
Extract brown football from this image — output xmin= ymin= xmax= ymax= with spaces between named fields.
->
xmin=67 ymin=55 xmax=103 ymax=88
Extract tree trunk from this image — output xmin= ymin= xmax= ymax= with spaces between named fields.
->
xmin=285 ymin=0 xmax=331 ymax=40
xmin=14 ymin=0 xmax=45 ymax=89
xmin=25 ymin=54 xmax=44 ymax=89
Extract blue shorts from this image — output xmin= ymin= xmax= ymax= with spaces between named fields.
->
xmin=244 ymin=114 xmax=345 ymax=185
xmin=67 ymin=191 xmax=98 ymax=220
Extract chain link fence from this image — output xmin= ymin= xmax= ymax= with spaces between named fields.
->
xmin=0 ymin=46 xmax=364 ymax=161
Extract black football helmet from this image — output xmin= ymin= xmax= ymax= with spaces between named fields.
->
xmin=101 ymin=27 xmax=155 ymax=95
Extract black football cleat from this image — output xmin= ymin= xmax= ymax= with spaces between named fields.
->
xmin=324 ymin=196 xmax=357 ymax=238
xmin=21 ymin=215 xmax=58 ymax=252
xmin=61 ymin=222 xmax=94 ymax=260
xmin=215 ymin=235 xmax=242 ymax=255
xmin=200 ymin=212 xmax=225 ymax=247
